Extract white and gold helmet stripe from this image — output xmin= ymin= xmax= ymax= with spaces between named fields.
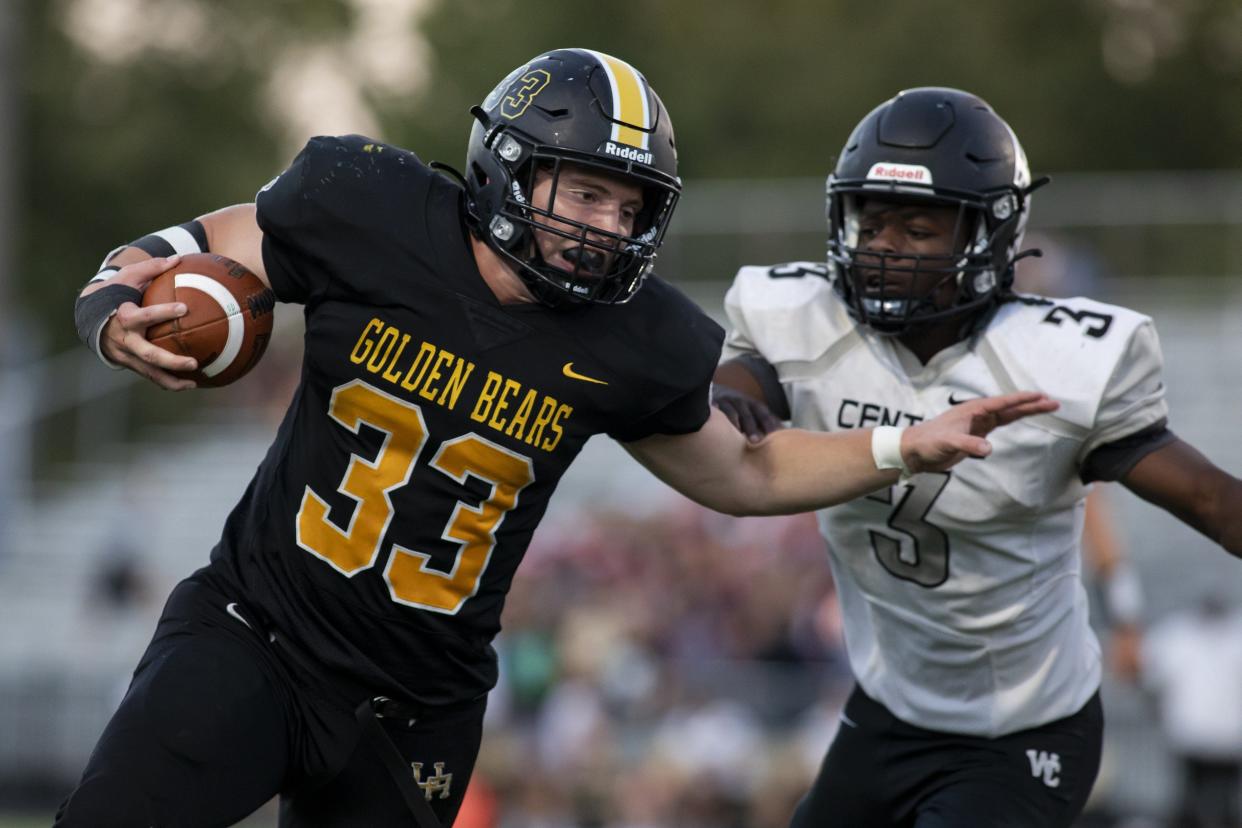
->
xmin=577 ymin=48 xmax=651 ymax=150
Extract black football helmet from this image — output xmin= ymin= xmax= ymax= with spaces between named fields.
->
xmin=464 ymin=48 xmax=680 ymax=305
xmin=827 ymin=87 xmax=1044 ymax=336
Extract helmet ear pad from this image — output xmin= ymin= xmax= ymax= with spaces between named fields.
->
xmin=465 ymin=110 xmax=533 ymax=251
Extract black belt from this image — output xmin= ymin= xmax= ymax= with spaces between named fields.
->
xmin=354 ymin=696 xmax=444 ymax=828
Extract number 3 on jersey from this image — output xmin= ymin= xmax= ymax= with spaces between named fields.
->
xmin=296 ymin=380 xmax=534 ymax=614
xmin=866 ymin=473 xmax=952 ymax=588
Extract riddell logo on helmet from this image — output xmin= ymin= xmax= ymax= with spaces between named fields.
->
xmin=866 ymin=163 xmax=934 ymax=184
xmin=603 ymin=142 xmax=653 ymax=165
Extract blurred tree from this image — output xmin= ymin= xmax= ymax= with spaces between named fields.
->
xmin=19 ymin=0 xmax=1242 ymax=346
xmin=21 ymin=0 xmax=361 ymax=350
xmin=398 ymin=0 xmax=1242 ymax=178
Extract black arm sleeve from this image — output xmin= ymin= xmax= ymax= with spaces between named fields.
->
xmin=731 ymin=352 xmax=791 ymax=420
xmin=1080 ymin=419 xmax=1177 ymax=483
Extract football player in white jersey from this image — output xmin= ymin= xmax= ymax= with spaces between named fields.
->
xmin=713 ymin=87 xmax=1242 ymax=828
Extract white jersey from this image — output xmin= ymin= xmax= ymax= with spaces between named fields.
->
xmin=723 ymin=262 xmax=1169 ymax=737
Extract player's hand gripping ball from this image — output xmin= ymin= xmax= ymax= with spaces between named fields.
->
xmin=142 ymin=253 xmax=275 ymax=388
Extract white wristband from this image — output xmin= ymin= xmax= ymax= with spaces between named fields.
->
xmin=871 ymin=426 xmax=910 ymax=478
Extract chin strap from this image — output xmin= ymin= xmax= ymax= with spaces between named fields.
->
xmin=1024 ymin=175 xmax=1052 ymax=197
xmin=526 ymin=276 xmax=580 ymax=308
xmin=431 ymin=160 xmax=482 ymax=242
xmin=429 ymin=160 xmax=467 ymax=187
xmin=1011 ymin=248 xmax=1043 ymax=266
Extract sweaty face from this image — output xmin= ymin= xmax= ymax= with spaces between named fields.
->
xmin=853 ymin=198 xmax=972 ymax=312
xmin=528 ymin=164 xmax=644 ymax=279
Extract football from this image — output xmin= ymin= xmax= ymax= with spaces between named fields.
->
xmin=142 ymin=253 xmax=275 ymax=388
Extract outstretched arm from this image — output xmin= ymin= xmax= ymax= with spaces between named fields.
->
xmin=625 ymin=391 xmax=1058 ymax=516
xmin=1121 ymin=437 xmax=1242 ymax=557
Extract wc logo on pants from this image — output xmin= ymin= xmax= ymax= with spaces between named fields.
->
xmin=1025 ymin=749 xmax=1061 ymax=788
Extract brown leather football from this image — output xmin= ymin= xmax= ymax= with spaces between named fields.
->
xmin=143 ymin=253 xmax=275 ymax=388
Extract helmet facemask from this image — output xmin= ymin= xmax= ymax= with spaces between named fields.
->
xmin=478 ymin=132 xmax=679 ymax=306
xmin=828 ymin=183 xmax=1027 ymax=337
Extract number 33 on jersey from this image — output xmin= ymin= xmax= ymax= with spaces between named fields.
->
xmin=296 ymin=379 xmax=534 ymax=614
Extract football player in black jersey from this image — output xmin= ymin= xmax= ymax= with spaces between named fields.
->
xmin=66 ymin=52 xmax=1056 ymax=827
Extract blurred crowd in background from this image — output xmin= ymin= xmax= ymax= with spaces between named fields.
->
xmin=462 ymin=507 xmax=844 ymax=828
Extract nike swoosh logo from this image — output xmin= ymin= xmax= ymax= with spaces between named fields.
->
xmin=225 ymin=602 xmax=252 ymax=630
xmin=840 ymin=712 xmax=859 ymax=729
xmin=948 ymin=393 xmax=973 ymax=406
xmin=562 ymin=362 xmax=608 ymax=386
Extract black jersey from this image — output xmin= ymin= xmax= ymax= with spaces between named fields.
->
xmin=208 ymin=135 xmax=723 ymax=707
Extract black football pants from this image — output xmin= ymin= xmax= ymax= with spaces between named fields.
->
xmin=54 ymin=575 xmax=485 ymax=827
xmin=790 ymin=685 xmax=1103 ymax=828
